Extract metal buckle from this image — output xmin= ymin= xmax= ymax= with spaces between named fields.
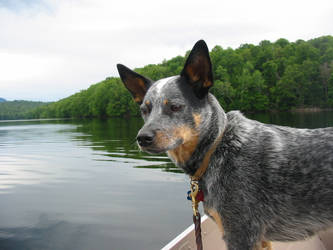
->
xmin=190 ymin=180 xmax=200 ymax=216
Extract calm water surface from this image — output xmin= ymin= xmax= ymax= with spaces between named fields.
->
xmin=0 ymin=112 xmax=333 ymax=250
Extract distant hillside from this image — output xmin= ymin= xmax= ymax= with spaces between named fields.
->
xmin=27 ymin=35 xmax=333 ymax=119
xmin=0 ymin=98 xmax=6 ymax=102
xmin=0 ymin=100 xmax=49 ymax=120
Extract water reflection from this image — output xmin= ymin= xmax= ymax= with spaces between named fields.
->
xmin=70 ymin=118 xmax=182 ymax=173
xmin=0 ymin=118 xmax=189 ymax=250
xmin=246 ymin=110 xmax=333 ymax=128
xmin=0 ymin=123 xmax=83 ymax=193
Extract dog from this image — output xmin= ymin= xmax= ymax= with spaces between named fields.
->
xmin=117 ymin=40 xmax=333 ymax=250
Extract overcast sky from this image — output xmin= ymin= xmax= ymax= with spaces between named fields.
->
xmin=0 ymin=0 xmax=332 ymax=101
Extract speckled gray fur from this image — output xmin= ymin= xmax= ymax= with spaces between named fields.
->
xmin=202 ymin=109 xmax=333 ymax=249
xmin=117 ymin=40 xmax=333 ymax=250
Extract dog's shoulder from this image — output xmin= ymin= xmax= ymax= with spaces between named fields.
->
xmin=224 ymin=110 xmax=260 ymax=145
xmin=226 ymin=110 xmax=261 ymax=133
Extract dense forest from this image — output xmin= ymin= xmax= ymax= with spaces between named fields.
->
xmin=4 ymin=36 xmax=333 ymax=120
xmin=0 ymin=101 xmax=48 ymax=120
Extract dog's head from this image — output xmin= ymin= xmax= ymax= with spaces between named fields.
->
xmin=117 ymin=40 xmax=216 ymax=164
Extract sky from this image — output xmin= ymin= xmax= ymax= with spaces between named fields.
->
xmin=0 ymin=0 xmax=332 ymax=102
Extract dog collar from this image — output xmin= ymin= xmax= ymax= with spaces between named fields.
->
xmin=191 ymin=123 xmax=226 ymax=181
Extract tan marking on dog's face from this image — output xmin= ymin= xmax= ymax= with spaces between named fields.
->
xmin=203 ymin=80 xmax=212 ymax=88
xmin=134 ymin=96 xmax=142 ymax=103
xmin=163 ymin=99 xmax=168 ymax=105
xmin=154 ymin=131 xmax=170 ymax=149
xmin=145 ymin=100 xmax=150 ymax=106
xmin=167 ymin=126 xmax=199 ymax=164
xmin=192 ymin=113 xmax=201 ymax=128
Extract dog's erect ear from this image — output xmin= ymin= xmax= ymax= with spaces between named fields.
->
xmin=181 ymin=40 xmax=213 ymax=99
xmin=117 ymin=64 xmax=152 ymax=104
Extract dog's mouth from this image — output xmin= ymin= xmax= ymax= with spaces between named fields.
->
xmin=140 ymin=138 xmax=183 ymax=154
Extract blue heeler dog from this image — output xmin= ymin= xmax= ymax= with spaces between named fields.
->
xmin=117 ymin=40 xmax=333 ymax=250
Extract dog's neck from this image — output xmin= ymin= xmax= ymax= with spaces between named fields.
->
xmin=191 ymin=118 xmax=227 ymax=181
xmin=172 ymin=95 xmax=228 ymax=177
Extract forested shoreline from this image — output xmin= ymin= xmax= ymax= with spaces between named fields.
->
xmin=0 ymin=101 xmax=48 ymax=120
xmin=2 ymin=36 xmax=333 ymax=120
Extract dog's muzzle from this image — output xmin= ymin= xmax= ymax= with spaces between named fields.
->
xmin=137 ymin=132 xmax=154 ymax=147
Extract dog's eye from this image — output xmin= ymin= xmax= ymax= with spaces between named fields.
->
xmin=170 ymin=104 xmax=182 ymax=112
xmin=140 ymin=107 xmax=149 ymax=115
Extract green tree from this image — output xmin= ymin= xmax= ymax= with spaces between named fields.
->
xmin=233 ymin=68 xmax=268 ymax=111
xmin=328 ymin=72 xmax=333 ymax=107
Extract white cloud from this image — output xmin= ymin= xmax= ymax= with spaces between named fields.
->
xmin=0 ymin=0 xmax=332 ymax=101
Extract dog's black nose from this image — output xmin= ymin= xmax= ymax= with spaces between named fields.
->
xmin=137 ymin=133 xmax=154 ymax=147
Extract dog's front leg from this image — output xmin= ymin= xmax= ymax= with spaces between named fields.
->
xmin=223 ymin=222 xmax=267 ymax=250
xmin=260 ymin=241 xmax=272 ymax=250
xmin=225 ymin=236 xmax=271 ymax=250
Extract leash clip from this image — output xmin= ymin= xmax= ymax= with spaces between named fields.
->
xmin=190 ymin=180 xmax=200 ymax=216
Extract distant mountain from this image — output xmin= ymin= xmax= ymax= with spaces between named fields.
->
xmin=0 ymin=100 xmax=48 ymax=120
xmin=0 ymin=98 xmax=6 ymax=102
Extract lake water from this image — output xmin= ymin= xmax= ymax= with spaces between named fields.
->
xmin=0 ymin=112 xmax=333 ymax=250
